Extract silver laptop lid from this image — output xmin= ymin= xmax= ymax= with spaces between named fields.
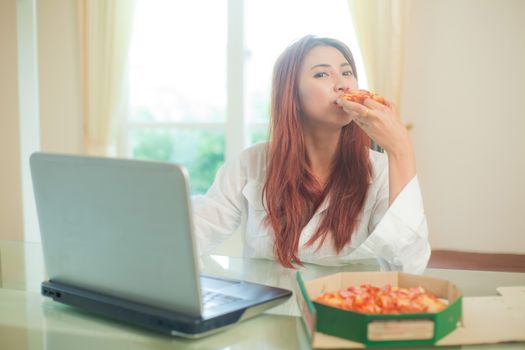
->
xmin=30 ymin=152 xmax=203 ymax=316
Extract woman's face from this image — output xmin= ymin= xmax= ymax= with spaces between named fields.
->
xmin=297 ymin=45 xmax=358 ymax=129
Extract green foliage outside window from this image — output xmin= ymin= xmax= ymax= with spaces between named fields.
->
xmin=251 ymin=128 xmax=269 ymax=144
xmin=130 ymin=128 xmax=225 ymax=194
xmin=129 ymin=107 xmax=270 ymax=195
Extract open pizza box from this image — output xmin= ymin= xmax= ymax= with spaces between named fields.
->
xmin=295 ymin=271 xmax=525 ymax=348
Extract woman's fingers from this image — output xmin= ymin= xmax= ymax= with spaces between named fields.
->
xmin=363 ymin=97 xmax=403 ymax=122
xmin=363 ymin=97 xmax=389 ymax=113
xmin=354 ymin=108 xmax=375 ymax=129
xmin=355 ymin=117 xmax=371 ymax=129
xmin=337 ymin=96 xmax=394 ymax=134
xmin=354 ymin=99 xmax=381 ymax=125
xmin=336 ymin=98 xmax=369 ymax=116
xmin=339 ymin=94 xmax=409 ymax=155
xmin=336 ymin=99 xmax=363 ymax=124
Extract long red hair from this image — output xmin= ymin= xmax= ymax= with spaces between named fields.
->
xmin=263 ymin=35 xmax=373 ymax=268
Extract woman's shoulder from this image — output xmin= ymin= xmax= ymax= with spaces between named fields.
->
xmin=238 ymin=141 xmax=268 ymax=182
xmin=240 ymin=141 xmax=268 ymax=158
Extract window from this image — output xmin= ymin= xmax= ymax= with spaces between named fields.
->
xmin=124 ymin=0 xmax=366 ymax=194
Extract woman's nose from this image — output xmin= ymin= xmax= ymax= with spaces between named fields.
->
xmin=334 ymin=76 xmax=349 ymax=92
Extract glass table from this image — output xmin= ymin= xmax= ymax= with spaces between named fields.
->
xmin=1 ymin=240 xmax=524 ymax=349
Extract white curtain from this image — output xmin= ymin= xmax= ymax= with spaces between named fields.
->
xmin=79 ymin=0 xmax=136 ymax=156
xmin=347 ymin=0 xmax=411 ymax=112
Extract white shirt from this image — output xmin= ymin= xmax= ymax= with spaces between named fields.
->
xmin=192 ymin=142 xmax=430 ymax=274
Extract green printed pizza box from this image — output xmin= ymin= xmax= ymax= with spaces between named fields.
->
xmin=295 ymin=271 xmax=463 ymax=347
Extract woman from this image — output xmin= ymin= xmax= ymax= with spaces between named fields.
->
xmin=193 ymin=35 xmax=430 ymax=274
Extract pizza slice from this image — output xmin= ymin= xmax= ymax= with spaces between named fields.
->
xmin=341 ymin=90 xmax=388 ymax=106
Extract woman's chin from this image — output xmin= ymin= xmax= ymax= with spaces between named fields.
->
xmin=338 ymin=114 xmax=354 ymax=126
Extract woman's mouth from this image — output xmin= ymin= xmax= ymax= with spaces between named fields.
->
xmin=334 ymin=100 xmax=343 ymax=109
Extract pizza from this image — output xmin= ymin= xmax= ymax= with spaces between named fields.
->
xmin=341 ymin=90 xmax=387 ymax=106
xmin=315 ymin=284 xmax=447 ymax=314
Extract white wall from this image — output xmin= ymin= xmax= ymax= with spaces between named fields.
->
xmin=401 ymin=0 xmax=525 ymax=253
xmin=37 ymin=0 xmax=83 ymax=154
xmin=0 ymin=0 xmax=24 ymax=241
xmin=0 ymin=0 xmax=82 ymax=241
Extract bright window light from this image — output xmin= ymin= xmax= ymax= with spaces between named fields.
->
xmin=125 ymin=0 xmax=366 ymax=194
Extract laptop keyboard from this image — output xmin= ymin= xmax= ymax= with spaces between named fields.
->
xmin=202 ymin=290 xmax=242 ymax=309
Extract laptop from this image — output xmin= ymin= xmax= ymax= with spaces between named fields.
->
xmin=30 ymin=152 xmax=292 ymax=338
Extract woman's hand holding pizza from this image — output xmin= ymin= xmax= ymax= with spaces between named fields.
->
xmin=336 ymin=90 xmax=411 ymax=158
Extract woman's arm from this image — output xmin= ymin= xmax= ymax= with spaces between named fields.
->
xmin=386 ymin=138 xmax=416 ymax=206
xmin=336 ymin=96 xmax=416 ymax=205
xmin=192 ymin=154 xmax=247 ymax=255
xmin=363 ymin=167 xmax=430 ymax=274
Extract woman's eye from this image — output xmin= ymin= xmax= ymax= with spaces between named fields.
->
xmin=313 ymin=72 xmax=328 ymax=78
xmin=343 ymin=70 xmax=354 ymax=77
